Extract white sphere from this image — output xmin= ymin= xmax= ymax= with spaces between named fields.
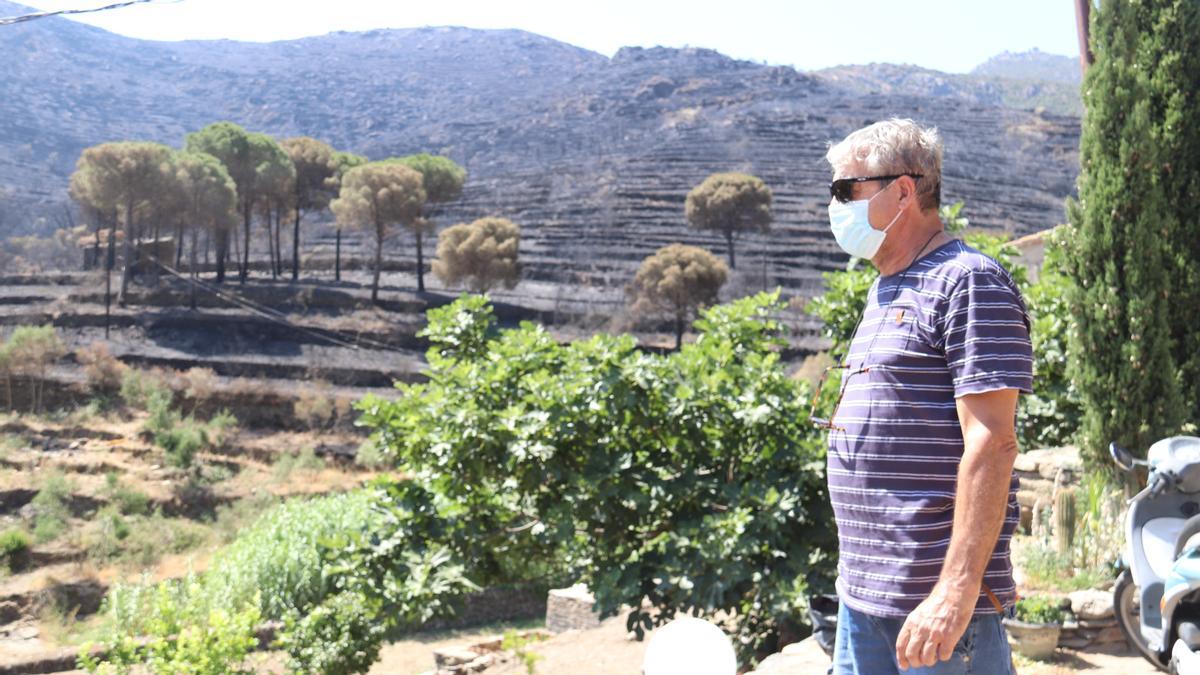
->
xmin=642 ymin=616 xmax=737 ymax=675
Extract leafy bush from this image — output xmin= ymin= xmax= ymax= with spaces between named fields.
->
xmin=76 ymin=342 xmax=128 ymax=395
xmin=0 ymin=528 xmax=30 ymax=570
xmin=272 ymin=446 xmax=325 ymax=481
xmin=1013 ymin=594 xmax=1065 ymax=625
xmin=143 ymin=391 xmax=237 ymax=469
xmin=0 ymin=324 xmax=67 ymax=412
xmin=277 ymin=591 xmax=386 ymax=675
xmin=1015 ymin=231 xmax=1083 ymax=449
xmin=103 ymin=473 xmax=150 ymax=516
xmin=120 ymin=367 xmax=174 ymax=411
xmin=79 ymin=575 xmax=261 ymax=675
xmin=355 ymin=291 xmax=834 ymax=667
xmin=91 ymin=491 xmax=380 ymax=672
xmin=31 ymin=470 xmax=74 ymax=543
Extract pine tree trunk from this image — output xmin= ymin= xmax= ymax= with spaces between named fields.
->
xmin=335 ymin=229 xmax=342 ymax=282
xmin=292 ymin=209 xmax=302 ymax=281
xmin=190 ymin=225 xmax=200 ymax=310
xmin=415 ymin=227 xmax=425 ymax=292
xmin=118 ymin=199 xmax=134 ymax=306
xmin=725 ymin=229 xmax=736 ymax=269
xmin=240 ymin=203 xmax=251 ymax=283
xmin=372 ymin=224 xmax=383 ymax=303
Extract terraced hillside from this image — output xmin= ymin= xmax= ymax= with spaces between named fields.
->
xmin=0 ymin=1 xmax=1080 ymax=304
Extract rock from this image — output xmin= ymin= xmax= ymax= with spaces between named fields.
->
xmin=1057 ymin=635 xmax=1091 ymax=650
xmin=1069 ymin=589 xmax=1114 ymax=621
xmin=750 ymin=638 xmax=830 ymax=673
xmin=16 ymin=625 xmax=39 ymax=639
xmin=1093 ymin=624 xmax=1127 ymax=645
xmin=0 ymin=601 xmax=20 ymax=625
xmin=546 ymin=583 xmax=601 ymax=633
xmin=433 ymin=647 xmax=479 ymax=668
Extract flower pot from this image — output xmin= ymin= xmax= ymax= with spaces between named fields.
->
xmin=1003 ymin=618 xmax=1061 ymax=660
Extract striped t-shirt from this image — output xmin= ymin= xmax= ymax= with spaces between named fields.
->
xmin=827 ymin=238 xmax=1034 ymax=618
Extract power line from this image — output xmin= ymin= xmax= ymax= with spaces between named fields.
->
xmin=0 ymin=0 xmax=175 ymax=27
xmin=141 ymin=252 xmax=412 ymax=355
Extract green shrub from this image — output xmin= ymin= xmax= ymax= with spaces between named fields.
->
xmin=104 ymin=473 xmax=150 ymax=516
xmin=79 ymin=575 xmax=261 ymax=675
xmin=1016 ymin=232 xmax=1083 ymax=449
xmin=120 ymin=368 xmax=173 ymax=411
xmin=1013 ymin=594 xmax=1065 ymax=625
xmin=355 ymin=291 xmax=834 ymax=667
xmin=272 ymin=446 xmax=325 ymax=481
xmin=143 ymin=392 xmax=237 ymax=470
xmin=278 ymin=591 xmax=385 ymax=675
xmin=0 ymin=529 xmax=30 ymax=569
xmin=31 ymin=471 xmax=74 ymax=544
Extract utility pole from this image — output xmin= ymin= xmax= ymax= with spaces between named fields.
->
xmin=1074 ymin=0 xmax=1095 ymax=76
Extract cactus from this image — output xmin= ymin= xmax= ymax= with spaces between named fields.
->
xmin=1055 ymin=488 xmax=1077 ymax=560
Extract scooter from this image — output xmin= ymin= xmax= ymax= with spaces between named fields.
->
xmin=1111 ymin=436 xmax=1200 ymax=673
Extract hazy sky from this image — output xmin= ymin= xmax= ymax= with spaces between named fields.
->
xmin=15 ymin=0 xmax=1082 ymax=73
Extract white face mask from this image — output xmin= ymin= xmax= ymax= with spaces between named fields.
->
xmin=827 ymin=184 xmax=903 ymax=260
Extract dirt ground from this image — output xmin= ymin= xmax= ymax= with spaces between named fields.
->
xmin=369 ymin=612 xmax=1166 ymax=675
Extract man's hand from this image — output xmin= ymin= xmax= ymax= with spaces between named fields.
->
xmin=895 ymin=582 xmax=977 ymax=669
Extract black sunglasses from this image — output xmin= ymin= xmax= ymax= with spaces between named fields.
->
xmin=829 ymin=174 xmax=923 ymax=204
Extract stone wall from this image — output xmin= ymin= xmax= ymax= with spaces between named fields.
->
xmin=1013 ymin=446 xmax=1083 ymax=532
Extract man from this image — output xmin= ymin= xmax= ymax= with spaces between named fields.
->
xmin=818 ymin=118 xmax=1033 ymax=674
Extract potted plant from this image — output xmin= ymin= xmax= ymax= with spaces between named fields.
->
xmin=1004 ymin=595 xmax=1065 ymax=660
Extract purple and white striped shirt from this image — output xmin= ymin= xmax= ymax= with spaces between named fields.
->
xmin=827 ymin=239 xmax=1034 ymax=618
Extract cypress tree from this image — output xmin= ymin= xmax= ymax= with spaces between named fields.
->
xmin=1150 ymin=1 xmax=1200 ymax=423
xmin=1064 ymin=0 xmax=1188 ymax=468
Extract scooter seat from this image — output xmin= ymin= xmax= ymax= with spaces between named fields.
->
xmin=1149 ymin=436 xmax=1200 ymax=465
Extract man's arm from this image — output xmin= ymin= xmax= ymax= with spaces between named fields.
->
xmin=895 ymin=387 xmax=1019 ymax=670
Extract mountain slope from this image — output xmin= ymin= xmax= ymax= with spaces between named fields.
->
xmin=0 ymin=3 xmax=1080 ymax=300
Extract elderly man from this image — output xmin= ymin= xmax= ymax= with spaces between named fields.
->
xmin=817 ymin=118 xmax=1032 ymax=674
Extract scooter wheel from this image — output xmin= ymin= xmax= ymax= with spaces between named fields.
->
xmin=1114 ymin=568 xmax=1169 ymax=671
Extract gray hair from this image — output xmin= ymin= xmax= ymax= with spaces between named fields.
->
xmin=825 ymin=118 xmax=943 ymax=211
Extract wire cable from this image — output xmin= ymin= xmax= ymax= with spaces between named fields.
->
xmin=1 ymin=0 xmax=176 ymax=27
xmin=140 ymin=251 xmax=412 ymax=355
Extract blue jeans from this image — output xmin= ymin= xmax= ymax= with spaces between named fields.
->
xmin=832 ymin=598 xmax=1015 ymax=674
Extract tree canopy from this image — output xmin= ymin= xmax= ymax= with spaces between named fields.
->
xmin=330 ymin=162 xmax=426 ymax=302
xmin=684 ymin=172 xmax=772 ymax=269
xmin=432 ymin=216 xmax=520 ymax=293
xmin=281 ymin=137 xmax=339 ymax=280
xmin=1063 ymin=0 xmax=1195 ymax=468
xmin=628 ymin=243 xmax=728 ymax=350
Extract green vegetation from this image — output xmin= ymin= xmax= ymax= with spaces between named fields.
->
xmin=32 ymin=470 xmax=75 ymax=544
xmin=79 ymin=576 xmax=263 ymax=675
xmin=1018 ymin=473 xmax=1122 ymax=593
xmin=331 ymin=162 xmax=426 ymax=301
xmin=271 ymin=446 xmax=325 ymax=482
xmin=627 ymin=243 xmax=729 ymax=350
xmin=387 ymin=153 xmax=468 ymax=292
xmin=1013 ymin=595 xmax=1065 ymax=625
xmin=354 ymin=291 xmax=833 ymax=667
xmin=83 ymin=491 xmax=381 ymax=672
xmin=685 ymin=172 xmax=772 ymax=269
xmin=103 ymin=473 xmax=150 ymax=516
xmin=502 ymin=629 xmax=546 ymax=675
xmin=0 ymin=324 xmax=67 ymax=413
xmin=1063 ymin=0 xmax=1200 ymax=469
xmin=433 ymin=216 xmax=522 ymax=293
xmin=0 ymin=528 xmax=31 ymax=571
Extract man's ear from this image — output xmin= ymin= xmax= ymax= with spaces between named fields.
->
xmin=897 ymin=175 xmax=918 ymax=211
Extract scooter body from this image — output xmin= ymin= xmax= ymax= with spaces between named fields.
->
xmin=1112 ymin=436 xmax=1200 ymax=671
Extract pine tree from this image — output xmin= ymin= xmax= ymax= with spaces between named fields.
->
xmin=1065 ymin=0 xmax=1189 ymax=468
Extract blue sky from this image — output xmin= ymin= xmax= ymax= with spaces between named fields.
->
xmin=16 ymin=0 xmax=1082 ymax=73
